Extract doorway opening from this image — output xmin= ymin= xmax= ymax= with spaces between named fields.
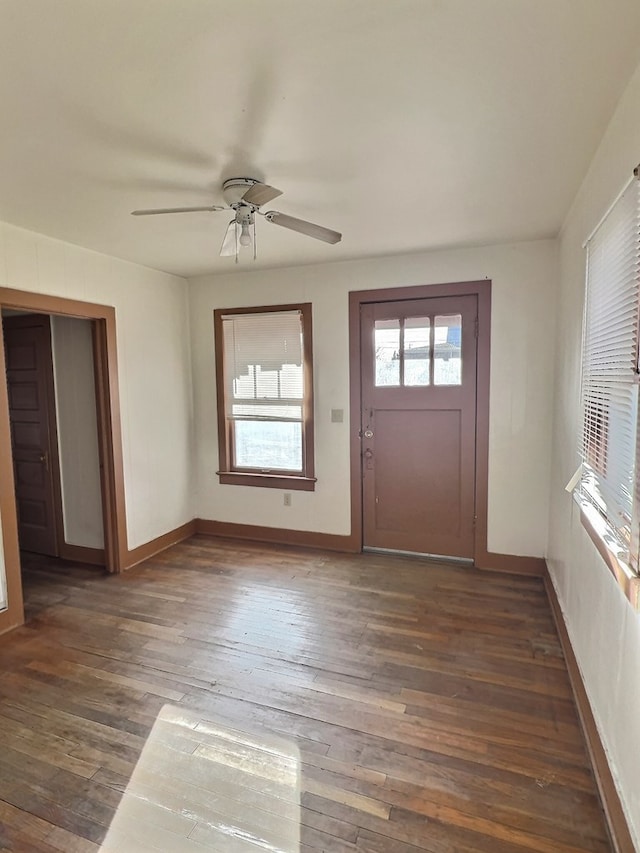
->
xmin=349 ymin=280 xmax=492 ymax=566
xmin=3 ymin=312 xmax=105 ymax=565
xmin=0 ymin=289 xmax=128 ymax=634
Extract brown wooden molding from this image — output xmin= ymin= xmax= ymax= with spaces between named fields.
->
xmin=579 ymin=506 xmax=640 ymax=610
xmin=475 ymin=550 xmax=546 ymax=576
xmin=217 ymin=472 xmax=316 ymax=491
xmin=0 ymin=599 xmax=23 ymax=637
xmin=122 ymin=520 xmax=197 ymax=570
xmin=0 ymin=287 xmax=129 ymax=631
xmin=195 ymin=518 xmax=547 ymax=571
xmin=91 ymin=314 xmax=127 ymax=574
xmin=544 ymin=571 xmax=637 ymax=853
xmin=59 ymin=543 xmax=106 ymax=567
xmin=214 ymin=303 xmax=315 ymax=488
xmin=195 ymin=518 xmax=360 ymax=553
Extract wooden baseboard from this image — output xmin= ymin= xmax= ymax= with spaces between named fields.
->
xmin=193 ymin=525 xmax=546 ymax=568
xmin=123 ymin=520 xmax=197 ymax=570
xmin=0 ymin=608 xmax=23 ymax=638
xmin=195 ymin=519 xmax=360 ymax=553
xmin=59 ymin=543 xmax=105 ymax=566
xmin=544 ymin=572 xmax=636 ymax=853
xmin=475 ymin=550 xmax=546 ymax=576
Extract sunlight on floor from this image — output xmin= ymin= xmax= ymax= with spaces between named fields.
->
xmin=99 ymin=705 xmax=301 ymax=852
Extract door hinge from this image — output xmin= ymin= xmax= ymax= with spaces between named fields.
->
xmin=474 ymin=316 xmax=479 ymax=339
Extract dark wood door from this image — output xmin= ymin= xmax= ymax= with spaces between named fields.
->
xmin=361 ymin=295 xmax=477 ymax=558
xmin=3 ymin=314 xmax=61 ymax=556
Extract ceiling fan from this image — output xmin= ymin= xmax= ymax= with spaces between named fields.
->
xmin=131 ymin=177 xmax=342 ymax=262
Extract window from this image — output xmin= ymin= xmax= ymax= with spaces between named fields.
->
xmin=214 ymin=304 xmax=315 ymax=490
xmin=576 ymin=168 xmax=640 ymax=587
xmin=373 ymin=313 xmax=462 ymax=388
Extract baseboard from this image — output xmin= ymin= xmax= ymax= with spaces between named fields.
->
xmin=118 ymin=517 xmax=547 ymax=578
xmin=544 ymin=572 xmax=636 ymax=853
xmin=193 ymin=525 xmax=546 ymax=567
xmin=0 ymin=608 xmax=23 ymax=638
xmin=59 ymin=543 xmax=105 ymax=566
xmin=195 ymin=518 xmax=360 ymax=553
xmin=475 ymin=550 xmax=546 ymax=576
xmin=123 ymin=520 xmax=197 ymax=570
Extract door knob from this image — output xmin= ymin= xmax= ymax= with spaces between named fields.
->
xmin=364 ymin=429 xmax=374 ymax=438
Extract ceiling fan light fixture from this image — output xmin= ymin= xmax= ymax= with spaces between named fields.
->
xmin=239 ymin=221 xmax=252 ymax=247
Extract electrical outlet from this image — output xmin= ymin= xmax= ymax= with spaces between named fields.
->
xmin=283 ymin=493 xmax=292 ymax=507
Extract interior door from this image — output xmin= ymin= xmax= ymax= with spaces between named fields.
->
xmin=361 ymin=295 xmax=477 ymax=559
xmin=3 ymin=314 xmax=61 ymax=556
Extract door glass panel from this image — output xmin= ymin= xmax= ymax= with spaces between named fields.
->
xmin=434 ymin=314 xmax=462 ymax=385
xmin=403 ymin=317 xmax=430 ymax=386
xmin=375 ymin=320 xmax=400 ymax=386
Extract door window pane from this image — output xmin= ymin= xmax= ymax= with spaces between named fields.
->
xmin=434 ymin=314 xmax=462 ymax=385
xmin=403 ymin=317 xmax=430 ymax=386
xmin=375 ymin=320 xmax=400 ymax=386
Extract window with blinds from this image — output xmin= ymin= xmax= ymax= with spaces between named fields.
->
xmin=578 ymin=171 xmax=640 ymax=564
xmin=214 ymin=304 xmax=315 ymax=489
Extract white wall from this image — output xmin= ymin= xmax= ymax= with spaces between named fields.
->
xmin=547 ymin=62 xmax=640 ymax=843
xmin=190 ymin=239 xmax=557 ymax=557
xmin=50 ymin=316 xmax=104 ymax=549
xmin=0 ymin=221 xmax=194 ymax=561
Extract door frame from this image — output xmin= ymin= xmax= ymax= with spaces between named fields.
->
xmin=0 ymin=288 xmax=128 ymax=634
xmin=348 ymin=280 xmax=492 ymax=567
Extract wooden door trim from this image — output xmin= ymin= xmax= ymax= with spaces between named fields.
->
xmin=91 ymin=318 xmax=125 ymax=573
xmin=348 ymin=280 xmax=491 ymax=563
xmin=0 ymin=288 xmax=127 ymax=633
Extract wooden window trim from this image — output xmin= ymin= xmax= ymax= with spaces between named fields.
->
xmin=213 ymin=303 xmax=315 ymax=490
xmin=217 ymin=472 xmax=316 ymax=491
xmin=578 ymin=499 xmax=640 ymax=610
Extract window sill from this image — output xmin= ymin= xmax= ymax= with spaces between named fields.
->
xmin=217 ymin=471 xmax=316 ymax=491
xmin=577 ymin=498 xmax=640 ymax=610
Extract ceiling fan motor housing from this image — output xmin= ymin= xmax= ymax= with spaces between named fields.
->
xmin=222 ymin=177 xmax=261 ymax=208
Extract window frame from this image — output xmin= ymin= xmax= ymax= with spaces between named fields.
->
xmin=575 ymin=166 xmax=640 ymax=609
xmin=213 ymin=303 xmax=316 ymax=491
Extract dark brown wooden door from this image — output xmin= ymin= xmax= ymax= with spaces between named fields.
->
xmin=3 ymin=314 xmax=60 ymax=556
xmin=361 ymin=295 xmax=477 ymax=558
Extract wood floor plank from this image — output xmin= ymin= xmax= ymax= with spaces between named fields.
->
xmin=0 ymin=540 xmax=612 ymax=852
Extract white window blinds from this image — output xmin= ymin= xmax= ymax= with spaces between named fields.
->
xmin=221 ymin=309 xmax=305 ymax=472
xmin=579 ymin=174 xmax=640 ymax=550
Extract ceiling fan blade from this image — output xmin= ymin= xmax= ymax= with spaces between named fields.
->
xmin=241 ymin=183 xmax=283 ymax=207
xmin=264 ymin=211 xmax=342 ymax=244
xmin=131 ymin=205 xmax=225 ymax=216
xmin=220 ymin=220 xmax=237 ymax=256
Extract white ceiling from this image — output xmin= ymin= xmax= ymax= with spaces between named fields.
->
xmin=0 ymin=1 xmax=639 ymax=279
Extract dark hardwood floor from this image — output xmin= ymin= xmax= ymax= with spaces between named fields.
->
xmin=0 ymin=537 xmax=611 ymax=852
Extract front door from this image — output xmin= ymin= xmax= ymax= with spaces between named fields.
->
xmin=361 ymin=295 xmax=477 ymax=558
xmin=3 ymin=314 xmax=61 ymax=556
